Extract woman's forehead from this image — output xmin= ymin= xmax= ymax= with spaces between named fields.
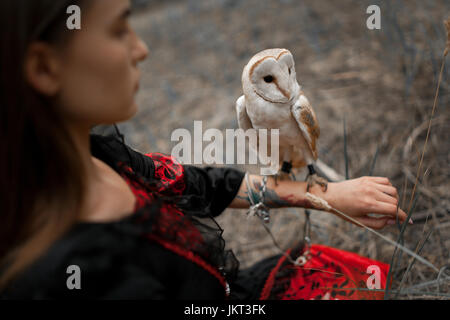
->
xmin=84 ymin=0 xmax=131 ymax=25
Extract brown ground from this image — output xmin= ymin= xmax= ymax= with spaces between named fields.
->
xmin=94 ymin=0 xmax=450 ymax=298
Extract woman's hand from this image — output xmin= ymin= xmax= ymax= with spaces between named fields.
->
xmin=312 ymin=176 xmax=410 ymax=230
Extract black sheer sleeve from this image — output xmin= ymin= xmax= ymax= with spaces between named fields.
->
xmin=90 ymin=134 xmax=155 ymax=180
xmin=181 ymin=165 xmax=245 ymax=218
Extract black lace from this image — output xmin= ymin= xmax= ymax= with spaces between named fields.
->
xmin=96 ymin=126 xmax=239 ymax=285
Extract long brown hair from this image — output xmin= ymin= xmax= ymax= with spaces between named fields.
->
xmin=0 ymin=0 xmax=90 ymax=289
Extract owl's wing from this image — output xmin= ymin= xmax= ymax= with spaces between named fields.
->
xmin=235 ymin=95 xmax=253 ymax=130
xmin=236 ymin=95 xmax=260 ymax=153
xmin=291 ymin=94 xmax=320 ymax=160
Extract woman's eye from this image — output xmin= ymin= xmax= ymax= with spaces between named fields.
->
xmin=119 ymin=27 xmax=129 ymax=36
xmin=264 ymin=75 xmax=274 ymax=83
xmin=115 ymin=23 xmax=130 ymax=37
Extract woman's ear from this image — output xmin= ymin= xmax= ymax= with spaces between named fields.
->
xmin=24 ymin=42 xmax=62 ymax=96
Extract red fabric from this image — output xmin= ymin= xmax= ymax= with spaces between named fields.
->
xmin=118 ymin=152 xmax=186 ymax=212
xmin=118 ymin=153 xmax=204 ymax=251
xmin=117 ymin=153 xmax=229 ymax=296
xmin=144 ymin=152 xmax=186 ymax=196
xmin=260 ymin=244 xmax=390 ymax=300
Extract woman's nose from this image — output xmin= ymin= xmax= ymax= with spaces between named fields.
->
xmin=132 ymin=33 xmax=149 ymax=64
xmin=137 ymin=37 xmax=149 ymax=62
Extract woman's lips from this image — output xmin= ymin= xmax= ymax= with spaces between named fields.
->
xmin=134 ymin=78 xmax=140 ymax=93
xmin=135 ymin=72 xmax=141 ymax=92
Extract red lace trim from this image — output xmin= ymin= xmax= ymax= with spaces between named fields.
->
xmin=145 ymin=233 xmax=228 ymax=296
xmin=145 ymin=152 xmax=186 ymax=196
xmin=259 ymin=249 xmax=292 ymax=300
xmin=117 ymin=152 xmax=228 ymax=296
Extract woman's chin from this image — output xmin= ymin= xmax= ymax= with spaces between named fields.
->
xmin=101 ymin=101 xmax=139 ymax=124
xmin=120 ymin=102 xmax=139 ymax=121
xmin=128 ymin=101 xmax=139 ymax=118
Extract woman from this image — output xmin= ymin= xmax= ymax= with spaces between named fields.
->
xmin=0 ymin=0 xmax=408 ymax=299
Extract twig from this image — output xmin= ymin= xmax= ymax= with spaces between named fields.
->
xmin=402 ymin=166 xmax=440 ymax=201
xmin=412 ymin=206 xmax=448 ymax=222
xmin=343 ymin=116 xmax=349 ymax=180
xmin=368 ymin=145 xmax=379 ymax=176
xmin=394 ymin=228 xmax=434 ymax=298
xmin=317 ymin=287 xmax=450 ymax=298
xmin=404 ymin=276 xmax=450 ymax=291
xmin=437 ymin=265 xmax=450 ymax=294
xmin=386 ymin=194 xmax=418 ymax=299
xmin=402 ymin=117 xmax=446 ymax=162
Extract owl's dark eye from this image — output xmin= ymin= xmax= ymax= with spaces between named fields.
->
xmin=288 ymin=68 xmax=291 ymax=75
xmin=264 ymin=75 xmax=274 ymax=83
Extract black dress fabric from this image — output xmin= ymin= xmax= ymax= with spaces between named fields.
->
xmin=0 ymin=132 xmax=281 ymax=300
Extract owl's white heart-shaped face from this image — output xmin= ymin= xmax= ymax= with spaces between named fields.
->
xmin=248 ymin=50 xmax=298 ymax=104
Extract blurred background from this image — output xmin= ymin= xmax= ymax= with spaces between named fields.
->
xmin=93 ymin=0 xmax=449 ymax=298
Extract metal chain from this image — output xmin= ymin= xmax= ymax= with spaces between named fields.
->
xmin=295 ymin=209 xmax=312 ymax=266
xmin=259 ymin=175 xmax=270 ymax=223
xmin=245 ymin=173 xmax=270 ymax=223
xmin=244 ymin=172 xmax=312 ymax=267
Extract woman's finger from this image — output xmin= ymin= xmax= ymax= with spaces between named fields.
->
xmin=354 ymin=216 xmax=390 ymax=230
xmin=373 ymin=183 xmax=398 ymax=199
xmin=374 ymin=189 xmax=398 ymax=206
xmin=367 ymin=177 xmax=392 ymax=185
xmin=371 ymin=201 xmax=408 ymax=221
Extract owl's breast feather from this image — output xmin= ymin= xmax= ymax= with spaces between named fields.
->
xmin=246 ymin=102 xmax=303 ymax=146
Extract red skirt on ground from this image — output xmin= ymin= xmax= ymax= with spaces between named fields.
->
xmin=260 ymin=243 xmax=390 ymax=300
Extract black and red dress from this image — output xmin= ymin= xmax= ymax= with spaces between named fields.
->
xmin=0 ymin=133 xmax=390 ymax=300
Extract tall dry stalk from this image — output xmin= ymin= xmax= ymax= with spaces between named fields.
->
xmin=406 ymin=18 xmax=449 ymax=215
xmin=444 ymin=19 xmax=450 ymax=57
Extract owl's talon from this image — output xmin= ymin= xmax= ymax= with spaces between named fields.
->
xmin=279 ymin=171 xmax=291 ymax=181
xmin=306 ymin=174 xmax=328 ymax=193
xmin=274 ymin=170 xmax=292 ymax=186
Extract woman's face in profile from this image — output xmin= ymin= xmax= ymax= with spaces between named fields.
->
xmin=30 ymin=0 xmax=149 ymax=127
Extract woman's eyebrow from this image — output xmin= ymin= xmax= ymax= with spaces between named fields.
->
xmin=117 ymin=7 xmax=131 ymax=21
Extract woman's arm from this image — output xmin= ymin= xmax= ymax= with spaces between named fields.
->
xmin=229 ymin=174 xmax=409 ymax=230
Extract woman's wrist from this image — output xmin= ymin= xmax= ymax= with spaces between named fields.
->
xmin=231 ymin=173 xmax=337 ymax=212
xmin=307 ymin=182 xmax=337 ymax=211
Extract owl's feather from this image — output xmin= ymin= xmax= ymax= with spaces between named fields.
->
xmin=236 ymin=95 xmax=253 ymax=131
xmin=236 ymin=94 xmax=262 ymax=154
xmin=291 ymin=93 xmax=320 ymax=160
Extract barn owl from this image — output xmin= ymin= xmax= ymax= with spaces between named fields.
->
xmin=236 ymin=48 xmax=327 ymax=192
